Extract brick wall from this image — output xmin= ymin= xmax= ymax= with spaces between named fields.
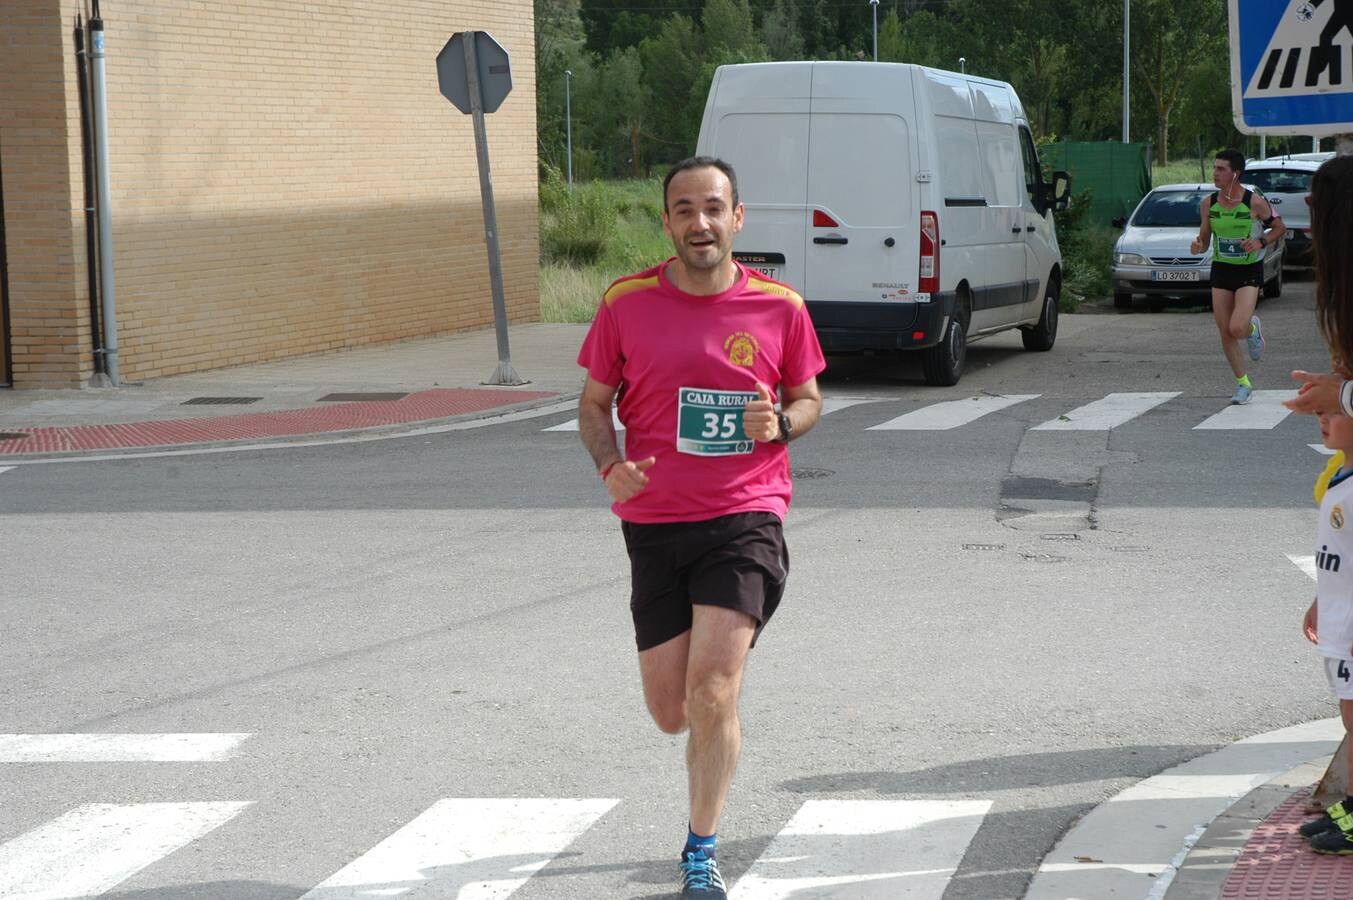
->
xmin=0 ymin=0 xmax=539 ymax=388
xmin=0 ymin=0 xmax=93 ymax=388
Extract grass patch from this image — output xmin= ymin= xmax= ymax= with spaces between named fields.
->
xmin=539 ymin=173 xmax=671 ymax=323
xmin=1153 ymin=158 xmax=1211 ymax=187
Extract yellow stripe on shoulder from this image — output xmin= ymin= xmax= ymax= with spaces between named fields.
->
xmin=747 ymin=274 xmax=804 ymax=308
xmin=603 ymin=275 xmax=660 ymax=307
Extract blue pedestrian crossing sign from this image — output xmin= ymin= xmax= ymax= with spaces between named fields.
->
xmin=1229 ymin=0 xmax=1353 ymax=135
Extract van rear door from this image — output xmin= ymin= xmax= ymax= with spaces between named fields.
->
xmin=803 ymin=65 xmax=918 ymax=305
xmin=697 ymin=64 xmax=812 ymax=291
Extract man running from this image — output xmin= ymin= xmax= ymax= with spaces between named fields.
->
xmin=1190 ymin=149 xmax=1285 ymax=404
xmin=577 ymin=156 xmax=824 ymax=898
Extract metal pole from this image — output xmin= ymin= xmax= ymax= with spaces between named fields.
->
xmin=959 ymin=57 xmax=966 ymax=74
xmin=1259 ymin=135 xmax=1266 ymax=160
xmin=870 ymin=0 xmax=879 ymax=61
xmin=1122 ymin=0 xmax=1130 ymax=143
xmin=89 ymin=12 xmax=119 ymax=385
xmin=565 ymin=69 xmax=573 ymax=190
xmin=464 ymin=33 xmax=525 ymax=386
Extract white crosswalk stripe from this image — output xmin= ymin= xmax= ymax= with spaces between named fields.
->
xmin=0 ymin=467 xmax=14 ymax=476
xmin=730 ymin=799 xmax=992 ymax=899
xmin=1289 ymin=553 xmax=1318 ymax=581
xmin=543 ymin=409 xmax=623 ymax=432
xmin=868 ymin=394 xmax=1038 ymax=431
xmin=1194 ymin=390 xmax=1298 ymax=430
xmin=0 ymin=802 xmax=250 ymax=900
xmin=298 ymin=798 xmax=618 ymax=899
xmin=1031 ymin=392 xmax=1180 ymax=431
xmin=0 ymin=733 xmax=251 ymax=763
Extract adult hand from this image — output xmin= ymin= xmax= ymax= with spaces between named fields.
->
xmin=1304 ymin=598 xmax=1319 ymax=644
xmin=604 ymin=457 xmax=656 ymax=503
xmin=743 ymin=383 xmax=779 ymax=442
xmin=1242 ymin=238 xmax=1263 ymax=253
xmin=1284 ymin=371 xmax=1344 ymax=415
xmin=1190 ymin=236 xmax=1205 ymax=255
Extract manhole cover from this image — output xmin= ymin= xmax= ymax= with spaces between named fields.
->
xmin=791 ymin=467 xmax=834 ymax=479
xmin=181 ymin=397 xmax=262 ymax=405
xmin=0 ymin=432 xmax=30 ymax=441
xmin=318 ymin=392 xmax=409 ymax=402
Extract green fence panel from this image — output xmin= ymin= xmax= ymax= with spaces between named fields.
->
xmin=1041 ymin=141 xmax=1151 ymax=226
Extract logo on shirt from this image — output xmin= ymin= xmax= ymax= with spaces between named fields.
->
xmin=1335 ymin=504 xmax=1346 ymax=530
xmin=724 ymin=331 xmax=760 ymax=367
xmin=1319 ymin=544 xmax=1343 ymax=573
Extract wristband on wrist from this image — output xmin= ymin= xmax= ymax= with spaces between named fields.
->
xmin=599 ymin=461 xmax=618 ymax=480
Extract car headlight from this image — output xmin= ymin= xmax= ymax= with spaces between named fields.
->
xmin=1113 ymin=251 xmax=1149 ymax=266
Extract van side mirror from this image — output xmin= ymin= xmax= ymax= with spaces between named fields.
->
xmin=1051 ymin=171 xmax=1071 ymax=212
xmin=1111 ymin=215 xmax=1127 ymax=229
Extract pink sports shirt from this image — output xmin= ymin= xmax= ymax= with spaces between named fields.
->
xmin=578 ymin=259 xmax=826 ymax=524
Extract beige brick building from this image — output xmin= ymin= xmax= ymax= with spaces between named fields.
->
xmin=0 ymin=0 xmax=539 ymax=389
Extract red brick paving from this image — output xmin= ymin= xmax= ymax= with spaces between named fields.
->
xmin=0 ymin=388 xmax=555 ymax=455
xmin=1221 ymin=788 xmax=1353 ymax=898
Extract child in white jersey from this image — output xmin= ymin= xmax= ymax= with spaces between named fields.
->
xmin=1301 ymin=408 xmax=1353 ymax=853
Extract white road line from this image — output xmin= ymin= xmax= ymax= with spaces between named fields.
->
xmin=1193 ymin=390 xmax=1298 ymax=430
xmin=0 ymin=801 xmax=250 ymax=899
xmin=0 ymin=467 xmax=14 ymax=476
xmin=1031 ymin=392 xmax=1179 ymax=431
xmin=868 ymin=395 xmax=1039 ymax=431
xmin=1311 ymin=443 xmax=1337 ymax=455
xmin=1024 ymin=717 xmax=1342 ymax=900
xmin=543 ymin=409 xmax=623 ymax=432
xmin=299 ymin=797 xmax=617 ymax=899
xmin=1289 ymin=554 xmax=1318 ymax=581
xmin=731 ymin=799 xmax=991 ymax=899
xmin=0 ymin=733 xmax=251 ymax=763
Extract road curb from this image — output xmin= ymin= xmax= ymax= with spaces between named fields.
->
xmin=0 ymin=394 xmax=579 ymax=464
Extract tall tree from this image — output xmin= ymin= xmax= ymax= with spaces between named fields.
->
xmin=1130 ymin=0 xmax=1226 ymax=162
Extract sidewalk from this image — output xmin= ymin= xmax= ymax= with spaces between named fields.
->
xmin=0 ymin=323 xmax=590 ymax=458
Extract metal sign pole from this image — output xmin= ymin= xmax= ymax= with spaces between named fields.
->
xmin=463 ymin=34 xmax=525 ymax=386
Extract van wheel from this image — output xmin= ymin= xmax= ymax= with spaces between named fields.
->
xmin=1021 ymin=281 xmax=1058 ymax=352
xmin=1264 ymin=263 xmax=1283 ymax=299
xmin=922 ymin=315 xmax=966 ymax=386
xmin=1113 ymin=291 xmax=1132 ymax=310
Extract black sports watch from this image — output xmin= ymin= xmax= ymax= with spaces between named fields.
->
xmin=773 ymin=410 xmax=793 ymax=444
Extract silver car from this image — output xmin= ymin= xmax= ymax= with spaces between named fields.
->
xmin=1110 ymin=183 xmax=1284 ymax=310
xmin=1244 ymin=153 xmax=1332 ymax=265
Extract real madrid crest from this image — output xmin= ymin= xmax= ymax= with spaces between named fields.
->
xmin=1334 ymin=504 xmax=1345 ymax=530
xmin=724 ymin=331 xmax=760 ymax=367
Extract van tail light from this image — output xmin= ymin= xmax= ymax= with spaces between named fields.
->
xmin=919 ymin=210 xmax=939 ymax=295
xmin=813 ymin=209 xmax=840 ymax=228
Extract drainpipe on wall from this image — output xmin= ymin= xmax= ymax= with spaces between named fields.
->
xmin=75 ymin=13 xmax=106 ymax=381
xmin=88 ymin=2 xmax=119 ymax=385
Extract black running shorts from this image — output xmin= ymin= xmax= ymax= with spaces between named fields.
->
xmin=1210 ymin=260 xmax=1264 ymax=293
xmin=620 ymin=511 xmax=788 ymax=652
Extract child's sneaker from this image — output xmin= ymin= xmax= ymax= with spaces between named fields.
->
xmin=1299 ymin=801 xmax=1348 ymax=837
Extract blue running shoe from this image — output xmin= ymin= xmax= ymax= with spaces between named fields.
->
xmin=1231 ymin=383 xmax=1254 ymax=405
xmin=1248 ymin=315 xmax=1265 ymax=361
xmin=679 ymin=848 xmax=727 ymax=898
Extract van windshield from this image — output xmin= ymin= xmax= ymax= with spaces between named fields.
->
xmin=1131 ymin=190 xmax=1208 ymax=227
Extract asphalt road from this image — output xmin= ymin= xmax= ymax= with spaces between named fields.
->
xmin=0 ymin=274 xmax=1339 ymax=899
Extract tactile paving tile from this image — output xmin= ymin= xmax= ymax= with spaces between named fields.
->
xmin=1221 ymin=787 xmax=1353 ymax=898
xmin=0 ymin=388 xmax=555 ymax=455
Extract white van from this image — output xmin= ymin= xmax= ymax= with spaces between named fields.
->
xmin=695 ymin=62 xmax=1070 ymax=385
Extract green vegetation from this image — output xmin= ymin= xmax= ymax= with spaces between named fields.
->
xmin=539 ymin=171 xmax=670 ymax=322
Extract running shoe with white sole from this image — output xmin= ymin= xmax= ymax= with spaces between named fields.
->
xmin=1248 ymin=315 xmax=1265 ymax=361
xmin=1231 ymin=383 xmax=1254 ymax=405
